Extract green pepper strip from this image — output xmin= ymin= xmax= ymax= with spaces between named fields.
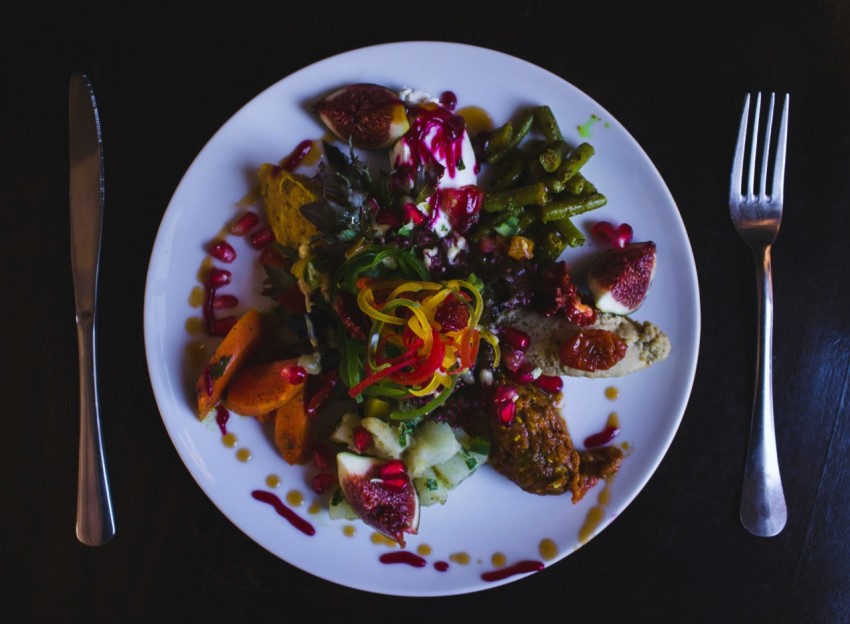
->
xmin=390 ymin=378 xmax=457 ymax=421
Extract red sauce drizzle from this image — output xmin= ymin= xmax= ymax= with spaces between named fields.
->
xmin=481 ymin=560 xmax=544 ymax=582
xmin=251 ymin=490 xmax=316 ymax=536
xmin=379 ymin=551 xmax=427 ymax=567
xmin=434 ymin=560 xmax=450 ymax=572
xmin=280 ymin=139 xmax=313 ymax=171
xmin=215 ymin=404 xmax=230 ymax=435
xmin=584 ymin=425 xmax=620 ymax=449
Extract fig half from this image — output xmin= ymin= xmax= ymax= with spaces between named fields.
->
xmin=337 ymin=452 xmax=420 ymax=546
xmin=586 ymin=241 xmax=657 ymax=315
xmin=313 ymin=83 xmax=410 ymax=150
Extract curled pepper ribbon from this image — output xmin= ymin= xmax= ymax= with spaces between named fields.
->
xmin=347 ymin=278 xmax=499 ymax=416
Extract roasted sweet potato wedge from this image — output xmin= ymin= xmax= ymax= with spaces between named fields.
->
xmin=195 ymin=308 xmax=263 ymax=419
xmin=273 ymin=384 xmax=312 ymax=465
xmin=222 ymin=358 xmax=303 ymax=417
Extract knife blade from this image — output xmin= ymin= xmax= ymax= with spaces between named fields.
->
xmin=69 ymin=72 xmax=116 ymax=546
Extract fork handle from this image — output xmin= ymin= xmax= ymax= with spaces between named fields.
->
xmin=740 ymin=244 xmax=787 ymax=536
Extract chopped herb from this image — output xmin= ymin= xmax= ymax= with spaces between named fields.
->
xmin=208 ymin=355 xmax=231 ymax=379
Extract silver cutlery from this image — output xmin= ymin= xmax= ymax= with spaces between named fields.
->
xmin=729 ymin=92 xmax=789 ymax=537
xmin=69 ymin=72 xmax=116 ymax=545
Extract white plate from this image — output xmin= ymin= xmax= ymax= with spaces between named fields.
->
xmin=144 ymin=41 xmax=700 ymax=596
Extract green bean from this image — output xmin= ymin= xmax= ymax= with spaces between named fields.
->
xmin=483 ymin=181 xmax=549 ymax=213
xmin=537 ymin=140 xmax=569 ymax=173
xmin=539 ymin=192 xmax=608 ymax=222
xmin=545 ymin=142 xmax=595 ymax=192
xmin=535 ymin=229 xmax=568 ymax=262
xmin=489 ymin=151 xmax=524 ymax=190
xmin=486 ymin=121 xmax=514 ymax=154
xmin=486 ymin=110 xmax=534 ymax=164
xmin=560 ymin=172 xmax=587 ymax=195
xmin=552 ymin=217 xmax=587 ymax=247
xmin=533 ymin=105 xmax=563 ymax=141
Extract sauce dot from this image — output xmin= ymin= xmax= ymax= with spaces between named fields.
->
xmin=221 ymin=433 xmax=237 ymax=448
xmin=308 ymin=502 xmax=322 ymax=515
xmin=188 ymin=286 xmax=206 ymax=307
xmin=265 ymin=474 xmax=281 ymax=488
xmin=343 ymin=525 xmax=356 ymax=537
xmin=185 ymin=341 xmax=207 ymax=368
xmin=491 ymin=552 xmax=507 ymax=567
xmin=235 ymin=448 xmax=252 ymax=462
xmin=285 ymin=490 xmax=304 ymax=507
xmin=185 ymin=316 xmax=205 ymax=335
xmin=197 ymin=257 xmax=214 ymax=283
xmin=604 ymin=386 xmax=619 ymax=400
xmin=417 ymin=544 xmax=432 ymax=556
xmin=538 ymin=538 xmax=558 ymax=561
xmin=449 ymin=552 xmax=471 ymax=565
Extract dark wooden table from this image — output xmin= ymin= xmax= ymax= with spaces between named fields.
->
xmin=5 ymin=2 xmax=850 ymax=622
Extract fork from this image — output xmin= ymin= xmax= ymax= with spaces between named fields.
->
xmin=729 ymin=92 xmax=789 ymax=537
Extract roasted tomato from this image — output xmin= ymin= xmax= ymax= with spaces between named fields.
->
xmin=559 ymin=328 xmax=627 ymax=372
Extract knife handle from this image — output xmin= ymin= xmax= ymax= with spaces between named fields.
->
xmin=76 ymin=313 xmax=116 ymax=545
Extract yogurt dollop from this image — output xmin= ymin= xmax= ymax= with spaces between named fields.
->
xmin=390 ymin=89 xmax=480 ymax=236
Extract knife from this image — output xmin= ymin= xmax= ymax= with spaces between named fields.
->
xmin=69 ymin=72 xmax=116 ymax=546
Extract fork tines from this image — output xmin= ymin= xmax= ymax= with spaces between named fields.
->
xmin=731 ymin=92 xmax=790 ymax=205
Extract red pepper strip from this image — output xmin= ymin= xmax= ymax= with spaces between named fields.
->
xmin=392 ymin=329 xmax=445 ymax=387
xmin=348 ymin=357 xmax=418 ymax=398
xmin=376 ymin=337 xmax=423 ymax=366
xmin=458 ymin=329 xmax=480 ymax=370
xmin=306 ymin=369 xmax=339 ymax=417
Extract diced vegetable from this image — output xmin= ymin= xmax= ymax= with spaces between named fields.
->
xmin=403 ymin=421 xmax=461 ymax=478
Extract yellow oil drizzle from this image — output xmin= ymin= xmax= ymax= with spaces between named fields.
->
xmin=449 ymin=552 xmax=471 ymax=565
xmin=197 ymin=257 xmax=214 ymax=283
xmin=578 ymin=477 xmax=615 ymax=544
xmin=370 ymin=533 xmax=398 ymax=547
xmin=457 ymin=105 xmax=494 ymax=136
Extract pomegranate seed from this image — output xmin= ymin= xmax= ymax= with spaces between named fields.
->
xmin=213 ymin=315 xmax=237 ymax=337
xmin=502 ymin=345 xmax=526 ymax=372
xmin=280 ymin=364 xmax=307 ymax=384
xmin=213 ymin=294 xmax=238 ymax=309
xmin=311 ymin=472 xmax=337 ymax=494
xmin=209 ymin=240 xmax=237 ymax=263
xmin=230 ymin=211 xmax=260 ymax=235
xmin=206 ymin=267 xmax=231 ymax=288
xmin=353 ymin=426 xmax=372 ymax=452
xmin=280 ymin=139 xmax=314 ymax=172
xmin=534 ymin=375 xmax=564 ymax=394
xmin=494 ymin=385 xmax=518 ymax=405
xmin=500 ymin=326 xmax=530 ymax=350
xmin=497 ymin=401 xmax=516 ymax=425
xmin=512 ymin=363 xmax=535 ymax=384
xmin=592 ymin=221 xmax=633 ymax=249
xmin=313 ymin=444 xmax=331 ymax=472
xmin=584 ymin=425 xmax=620 ymax=449
xmin=380 ymin=459 xmax=407 ymax=478
xmin=250 ymin=227 xmax=274 ymax=249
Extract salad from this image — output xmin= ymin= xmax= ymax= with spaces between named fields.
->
xmin=193 ymin=83 xmax=670 ymax=547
